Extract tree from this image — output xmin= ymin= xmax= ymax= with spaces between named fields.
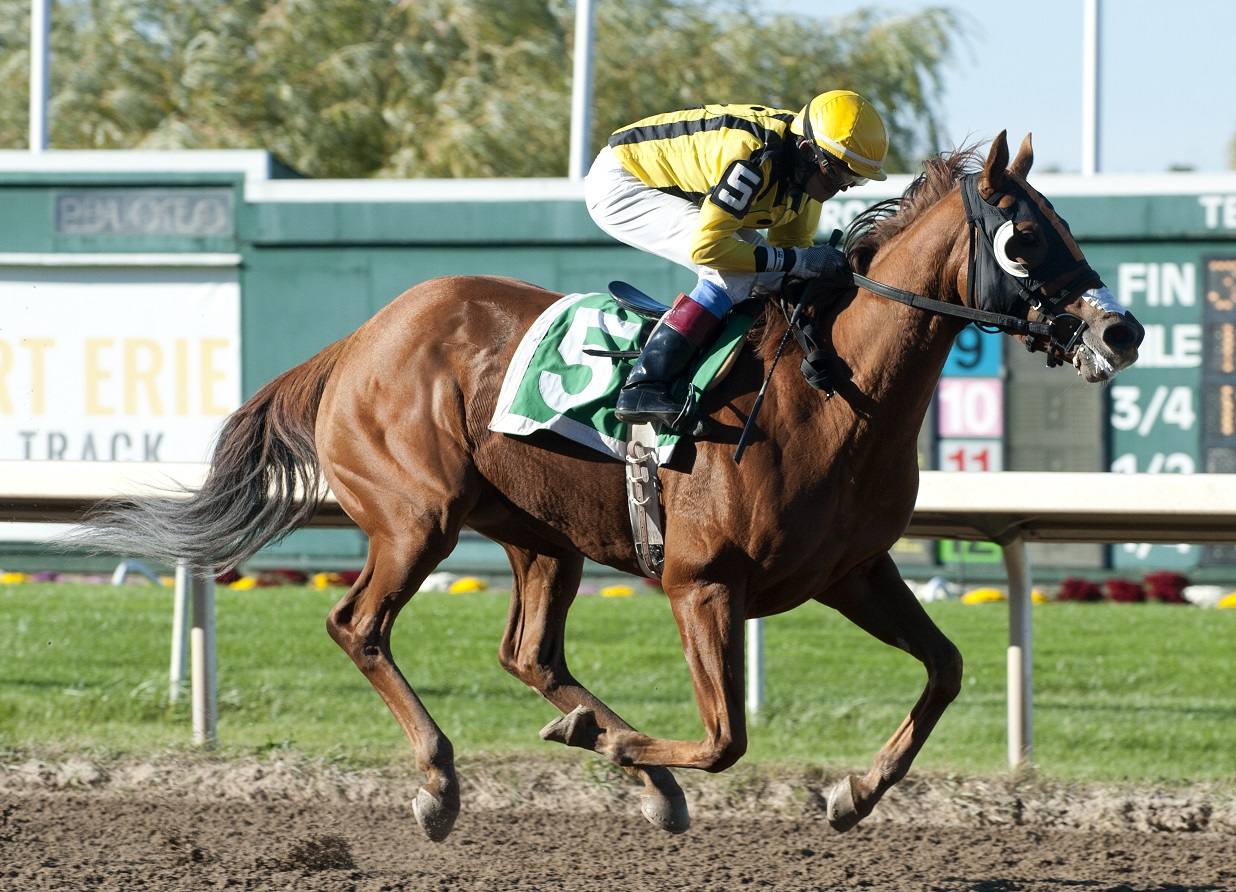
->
xmin=0 ymin=0 xmax=966 ymax=178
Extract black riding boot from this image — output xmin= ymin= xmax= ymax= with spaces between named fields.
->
xmin=614 ymin=322 xmax=700 ymax=428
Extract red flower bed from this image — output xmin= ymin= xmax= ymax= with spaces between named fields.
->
xmin=216 ymin=567 xmax=311 ymax=586
xmin=1056 ymin=577 xmax=1103 ymax=601
xmin=255 ymin=568 xmax=310 ymax=586
xmin=1142 ymin=571 xmax=1190 ymax=604
xmin=1104 ymin=578 xmax=1146 ymax=603
xmin=1054 ymin=574 xmax=1193 ymax=605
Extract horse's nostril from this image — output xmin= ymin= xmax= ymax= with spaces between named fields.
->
xmin=1102 ymin=321 xmax=1138 ymax=352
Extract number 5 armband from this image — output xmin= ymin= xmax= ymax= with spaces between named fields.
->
xmin=754 ymin=245 xmax=797 ymax=273
xmin=710 ymin=160 xmax=763 ymax=216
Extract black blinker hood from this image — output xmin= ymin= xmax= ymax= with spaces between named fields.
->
xmin=959 ymin=173 xmax=1092 ymax=318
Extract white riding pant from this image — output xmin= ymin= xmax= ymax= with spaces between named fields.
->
xmin=584 ymin=146 xmax=786 ymax=306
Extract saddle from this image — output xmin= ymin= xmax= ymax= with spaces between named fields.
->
xmin=608 ymin=280 xmax=672 ymax=319
xmin=608 ymin=279 xmax=836 ymax=396
xmin=597 ymin=281 xmax=748 ymax=393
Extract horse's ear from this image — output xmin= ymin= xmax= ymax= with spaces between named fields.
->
xmin=980 ymin=130 xmax=1010 ymax=199
xmin=1010 ymin=133 xmax=1034 ymax=178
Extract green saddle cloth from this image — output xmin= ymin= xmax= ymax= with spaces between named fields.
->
xmin=489 ymin=291 xmax=754 ymax=463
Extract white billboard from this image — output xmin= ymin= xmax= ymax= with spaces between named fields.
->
xmin=0 ymin=266 xmax=241 ymax=463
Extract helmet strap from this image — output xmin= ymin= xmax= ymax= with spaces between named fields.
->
xmin=791 ymin=138 xmax=825 ymax=188
xmin=801 ymin=100 xmax=817 ymax=145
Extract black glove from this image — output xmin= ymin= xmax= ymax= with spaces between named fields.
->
xmin=789 ymin=244 xmax=848 ymax=281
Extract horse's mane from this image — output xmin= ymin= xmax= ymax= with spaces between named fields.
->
xmin=752 ymin=144 xmax=983 ymax=357
xmin=845 ymin=144 xmax=983 ymax=274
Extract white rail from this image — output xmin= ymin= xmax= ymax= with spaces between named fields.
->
xmin=3 ymin=462 xmax=1235 ymax=761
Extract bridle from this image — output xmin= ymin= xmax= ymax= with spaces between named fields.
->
xmin=739 ymin=170 xmax=1118 ymax=463
xmin=845 ymin=171 xmax=1103 ymax=367
xmin=958 ymin=171 xmax=1105 ymax=366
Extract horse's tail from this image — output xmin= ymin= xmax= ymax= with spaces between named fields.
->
xmin=74 ymin=338 xmax=350 ymax=571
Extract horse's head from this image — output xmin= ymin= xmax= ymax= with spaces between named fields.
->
xmin=962 ymin=131 xmax=1143 ymax=382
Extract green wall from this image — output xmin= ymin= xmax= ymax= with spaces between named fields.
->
xmin=3 ymin=154 xmax=1236 ymax=577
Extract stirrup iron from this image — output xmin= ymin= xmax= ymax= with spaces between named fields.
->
xmin=624 ymin=423 xmax=665 ymax=579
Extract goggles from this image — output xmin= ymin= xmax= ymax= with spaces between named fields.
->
xmin=799 ymin=138 xmax=868 ymax=188
xmin=821 ymin=152 xmax=867 ymax=188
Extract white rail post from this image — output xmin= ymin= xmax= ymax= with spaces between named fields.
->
xmin=169 ymin=561 xmax=191 ymax=703
xmin=567 ymin=0 xmax=595 ymax=180
xmin=190 ymin=568 xmax=218 ymax=746
xmin=29 ymin=0 xmax=50 ymax=152
xmin=1081 ymin=0 xmax=1101 ymax=176
xmin=745 ymin=617 xmax=764 ymax=717
xmin=1001 ymin=536 xmax=1033 ymax=768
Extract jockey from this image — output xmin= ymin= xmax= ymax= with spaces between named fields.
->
xmin=584 ymin=90 xmax=889 ymax=429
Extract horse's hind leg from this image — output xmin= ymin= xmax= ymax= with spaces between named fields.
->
xmin=326 ymin=501 xmax=474 ymax=842
xmin=498 ymin=546 xmax=690 ymax=833
xmin=817 ymin=552 xmax=964 ymax=832
xmin=539 ymin=574 xmax=750 ymax=774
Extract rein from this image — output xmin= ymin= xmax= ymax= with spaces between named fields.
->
xmin=850 ymin=270 xmax=1052 ymax=338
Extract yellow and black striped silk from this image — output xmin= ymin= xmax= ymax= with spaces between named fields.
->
xmin=608 ymin=103 xmax=821 ymax=272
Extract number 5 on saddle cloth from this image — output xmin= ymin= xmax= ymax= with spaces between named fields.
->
xmin=489 ymin=286 xmax=755 ymax=465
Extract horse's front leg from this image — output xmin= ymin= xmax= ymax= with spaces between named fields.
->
xmin=545 ymin=576 xmax=748 ymax=773
xmin=817 ymin=551 xmax=964 ymax=832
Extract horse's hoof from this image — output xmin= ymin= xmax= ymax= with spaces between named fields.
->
xmin=413 ymin=786 xmax=458 ymax=842
xmin=640 ymin=789 xmax=691 ymax=834
xmin=826 ymin=775 xmax=863 ymax=833
xmin=539 ymin=705 xmax=601 ymax=749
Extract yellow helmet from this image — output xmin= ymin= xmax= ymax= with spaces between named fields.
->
xmin=791 ymin=90 xmax=888 ymax=182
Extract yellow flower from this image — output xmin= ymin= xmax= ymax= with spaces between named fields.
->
xmin=600 ymin=584 xmax=635 ymax=598
xmin=228 ymin=576 xmax=258 ymax=591
xmin=448 ymin=576 xmax=488 ymax=594
xmin=0 ymin=571 xmax=29 ymax=584
xmin=961 ymin=587 xmax=1006 ymax=605
xmin=1218 ymin=592 xmax=1236 ymax=610
xmin=1031 ymin=589 xmax=1049 ymax=604
xmin=312 ymin=572 xmax=336 ymax=590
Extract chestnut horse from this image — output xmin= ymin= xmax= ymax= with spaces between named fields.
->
xmin=81 ymin=133 xmax=1141 ymax=841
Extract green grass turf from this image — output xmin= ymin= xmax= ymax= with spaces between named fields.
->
xmin=1 ymin=583 xmax=1232 ymax=782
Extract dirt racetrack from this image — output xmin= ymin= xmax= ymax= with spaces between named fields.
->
xmin=3 ymin=753 xmax=1234 ymax=891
